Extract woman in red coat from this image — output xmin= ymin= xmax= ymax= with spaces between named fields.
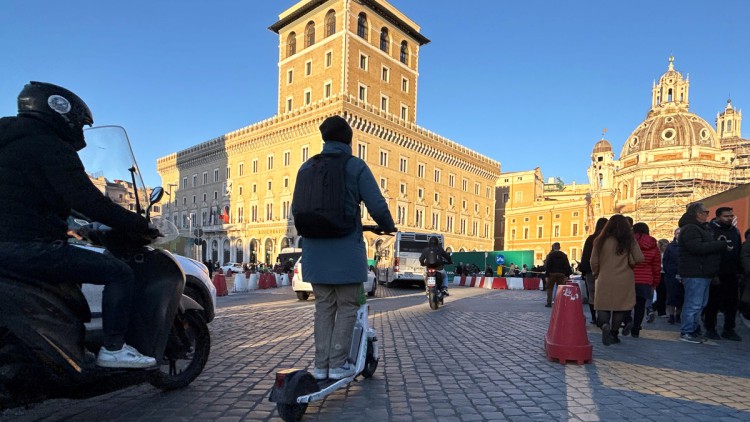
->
xmin=631 ymin=222 xmax=662 ymax=338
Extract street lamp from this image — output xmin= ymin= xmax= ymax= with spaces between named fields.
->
xmin=164 ymin=183 xmax=178 ymax=222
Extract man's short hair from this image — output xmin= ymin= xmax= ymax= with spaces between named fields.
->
xmin=716 ymin=207 xmax=733 ymax=217
xmin=551 ymin=242 xmax=561 ymax=250
xmin=686 ymin=202 xmax=705 ymax=217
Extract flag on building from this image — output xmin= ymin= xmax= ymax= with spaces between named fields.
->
xmin=220 ymin=205 xmax=230 ymax=224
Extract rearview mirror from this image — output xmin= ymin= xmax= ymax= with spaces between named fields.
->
xmin=149 ymin=186 xmax=164 ymax=205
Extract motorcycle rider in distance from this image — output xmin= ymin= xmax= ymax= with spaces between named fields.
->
xmin=0 ymin=82 xmax=159 ymax=369
xmin=419 ymin=236 xmax=452 ymax=296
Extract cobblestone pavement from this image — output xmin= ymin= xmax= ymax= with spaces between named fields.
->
xmin=3 ymin=283 xmax=750 ymax=421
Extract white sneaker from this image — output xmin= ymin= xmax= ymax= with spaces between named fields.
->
xmin=311 ymin=367 xmax=328 ymax=380
xmin=328 ymin=363 xmax=356 ymax=380
xmin=96 ymin=344 xmax=157 ymax=369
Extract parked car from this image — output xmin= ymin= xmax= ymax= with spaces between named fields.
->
xmin=292 ymin=259 xmax=376 ymax=301
xmin=220 ymin=262 xmax=244 ymax=274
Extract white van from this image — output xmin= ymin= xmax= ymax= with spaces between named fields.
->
xmin=292 ymin=259 xmax=376 ymax=301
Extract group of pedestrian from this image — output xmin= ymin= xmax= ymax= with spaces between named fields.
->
xmin=575 ymin=203 xmax=745 ymax=346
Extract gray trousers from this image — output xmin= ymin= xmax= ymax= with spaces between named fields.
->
xmin=312 ymin=283 xmax=360 ymax=369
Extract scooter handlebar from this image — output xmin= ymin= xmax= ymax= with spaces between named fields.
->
xmin=362 ymin=225 xmax=395 ymax=236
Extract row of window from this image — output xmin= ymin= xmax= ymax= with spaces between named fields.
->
xmin=172 ymin=205 xmax=491 ymax=238
xmin=178 ymin=148 xmax=310 ymax=189
xmin=509 ymin=223 xmax=580 ymax=240
xmin=509 ymin=211 xmax=580 ymax=222
xmin=286 ymin=10 xmax=411 ymax=66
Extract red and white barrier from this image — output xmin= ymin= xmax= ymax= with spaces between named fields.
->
xmin=453 ymin=276 xmax=543 ymax=291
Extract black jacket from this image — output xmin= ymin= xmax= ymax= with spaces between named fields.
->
xmin=545 ymin=250 xmax=572 ymax=276
xmin=709 ymin=220 xmax=742 ymax=275
xmin=419 ymin=245 xmax=452 ymax=270
xmin=677 ymin=213 xmax=725 ymax=278
xmin=0 ymin=115 xmax=149 ymax=243
xmin=578 ymin=234 xmax=596 ymax=275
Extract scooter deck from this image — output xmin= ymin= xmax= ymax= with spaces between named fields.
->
xmin=298 ymin=375 xmax=357 ymax=404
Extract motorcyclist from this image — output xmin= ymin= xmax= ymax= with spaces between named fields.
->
xmin=0 ymin=81 xmax=158 ymax=369
xmin=419 ymin=236 xmax=452 ymax=296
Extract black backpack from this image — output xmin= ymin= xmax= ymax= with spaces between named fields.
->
xmin=292 ymin=152 xmax=356 ymax=238
xmin=426 ymin=248 xmax=443 ymax=267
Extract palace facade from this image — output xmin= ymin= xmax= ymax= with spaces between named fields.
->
xmin=157 ymin=0 xmax=501 ymax=264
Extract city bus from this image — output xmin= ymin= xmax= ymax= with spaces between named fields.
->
xmin=375 ymin=231 xmax=444 ymax=288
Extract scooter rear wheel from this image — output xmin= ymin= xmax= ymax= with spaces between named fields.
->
xmin=428 ymin=290 xmax=439 ymax=310
xmin=150 ymin=310 xmax=210 ymax=391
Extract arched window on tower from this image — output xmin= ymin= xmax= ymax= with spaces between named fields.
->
xmin=357 ymin=13 xmax=368 ymax=40
xmin=400 ymin=41 xmax=409 ymax=65
xmin=728 ymin=120 xmax=733 ymax=132
xmin=380 ymin=27 xmax=389 ymax=53
xmin=305 ymin=21 xmax=315 ymax=48
xmin=325 ymin=10 xmax=336 ymax=37
xmin=667 ymin=88 xmax=673 ymax=102
xmin=287 ymin=32 xmax=296 ymax=57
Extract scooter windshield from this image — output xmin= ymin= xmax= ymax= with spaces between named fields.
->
xmin=80 ymin=125 xmax=149 ymax=213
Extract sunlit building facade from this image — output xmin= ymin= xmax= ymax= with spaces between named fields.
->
xmin=157 ymin=0 xmax=501 ymax=264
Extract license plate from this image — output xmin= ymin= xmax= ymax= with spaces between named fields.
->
xmin=426 ymin=277 xmax=436 ymax=287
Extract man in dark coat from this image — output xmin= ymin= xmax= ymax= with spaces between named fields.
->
xmin=704 ymin=207 xmax=743 ymax=341
xmin=544 ymin=242 xmax=572 ymax=307
xmin=678 ymin=202 xmax=730 ymax=344
xmin=0 ymin=82 xmax=158 ymax=368
xmin=419 ymin=236 xmax=453 ymax=295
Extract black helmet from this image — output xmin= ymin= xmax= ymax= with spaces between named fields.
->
xmin=17 ymin=81 xmax=94 ymax=151
xmin=428 ymin=236 xmax=439 ymax=246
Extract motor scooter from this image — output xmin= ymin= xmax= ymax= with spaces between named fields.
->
xmin=268 ymin=225 xmax=390 ymax=422
xmin=425 ymin=267 xmax=445 ymax=310
xmin=0 ymin=126 xmax=210 ymax=409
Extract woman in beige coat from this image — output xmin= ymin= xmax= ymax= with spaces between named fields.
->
xmin=591 ymin=214 xmax=644 ymax=345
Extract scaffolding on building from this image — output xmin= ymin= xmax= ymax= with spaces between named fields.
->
xmin=635 ymin=170 xmax=737 ymax=240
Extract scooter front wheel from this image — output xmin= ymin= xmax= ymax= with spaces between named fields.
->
xmin=360 ymin=338 xmax=378 ymax=378
xmin=150 ymin=310 xmax=210 ymax=390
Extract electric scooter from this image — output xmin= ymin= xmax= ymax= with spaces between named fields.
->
xmin=268 ymin=225 xmax=390 ymax=422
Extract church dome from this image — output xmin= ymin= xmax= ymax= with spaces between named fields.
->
xmin=593 ymin=139 xmax=612 ymax=154
xmin=619 ymin=112 xmax=718 ymax=158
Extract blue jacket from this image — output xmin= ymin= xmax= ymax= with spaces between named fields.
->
xmin=296 ymin=141 xmax=395 ymax=284
xmin=662 ymin=239 xmax=679 ymax=278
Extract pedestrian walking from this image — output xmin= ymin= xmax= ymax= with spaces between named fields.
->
xmin=630 ymin=222 xmax=661 ymax=338
xmin=677 ymin=202 xmax=730 ymax=344
xmin=591 ymin=214 xmax=644 ymax=346
xmin=579 ymin=217 xmax=608 ymax=324
xmin=704 ymin=207 xmax=742 ymax=341
xmin=655 ymin=238 xmax=669 ymax=318
xmin=544 ymin=243 xmax=572 ymax=307
xmin=663 ymin=229 xmax=683 ymax=324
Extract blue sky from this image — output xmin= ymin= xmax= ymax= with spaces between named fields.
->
xmin=2 ymin=1 xmax=748 ymax=187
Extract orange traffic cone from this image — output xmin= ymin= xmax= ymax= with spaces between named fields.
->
xmin=544 ymin=282 xmax=592 ymax=364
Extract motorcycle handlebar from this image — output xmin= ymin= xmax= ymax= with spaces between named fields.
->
xmin=362 ymin=225 xmax=395 ymax=236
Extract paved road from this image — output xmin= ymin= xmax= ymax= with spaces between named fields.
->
xmin=3 ymin=283 xmax=750 ymax=421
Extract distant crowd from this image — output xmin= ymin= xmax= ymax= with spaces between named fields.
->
xmin=543 ymin=203 xmax=749 ymax=345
